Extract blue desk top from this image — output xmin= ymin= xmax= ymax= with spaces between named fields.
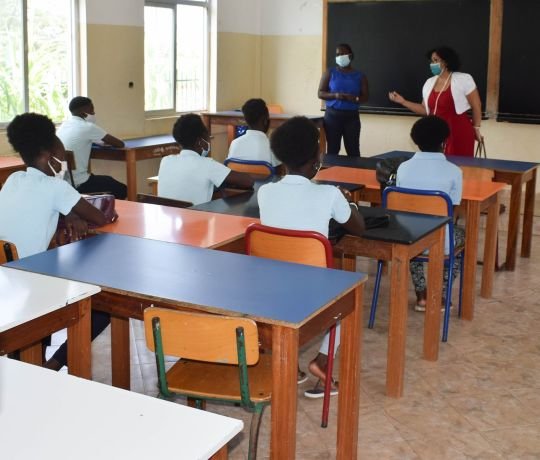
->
xmin=92 ymin=135 xmax=177 ymax=151
xmin=375 ymin=151 xmax=538 ymax=173
xmin=7 ymin=234 xmax=365 ymax=327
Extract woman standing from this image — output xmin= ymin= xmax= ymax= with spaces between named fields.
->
xmin=318 ymin=43 xmax=369 ymax=156
xmin=389 ymin=46 xmax=482 ymax=157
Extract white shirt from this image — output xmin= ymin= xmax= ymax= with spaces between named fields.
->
xmin=227 ymin=130 xmax=281 ymax=167
xmin=158 ymin=150 xmax=231 ymax=205
xmin=422 ymin=72 xmax=477 ymax=115
xmin=257 ymin=175 xmax=351 ymax=238
xmin=57 ymin=116 xmax=107 ymax=186
xmin=0 ymin=168 xmax=81 ymax=258
xmin=397 ymin=152 xmax=463 ymax=253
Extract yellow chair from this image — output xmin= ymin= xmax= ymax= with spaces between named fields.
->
xmin=144 ymin=308 xmax=272 ymax=460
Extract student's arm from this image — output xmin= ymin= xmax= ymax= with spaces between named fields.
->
xmin=102 ymin=134 xmax=125 ymax=148
xmin=223 ymin=170 xmax=255 ymax=190
xmin=337 ymin=187 xmax=365 ymax=236
xmin=72 ymin=198 xmax=107 ymax=227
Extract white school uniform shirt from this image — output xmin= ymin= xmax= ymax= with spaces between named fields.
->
xmin=0 ymin=167 xmax=81 ymax=258
xmin=396 ymin=151 xmax=463 ymax=253
xmin=57 ymin=116 xmax=107 ymax=187
xmin=422 ymin=72 xmax=477 ymax=115
xmin=257 ymin=175 xmax=351 ymax=238
xmin=227 ymin=130 xmax=281 ymax=167
xmin=158 ymin=149 xmax=231 ymax=205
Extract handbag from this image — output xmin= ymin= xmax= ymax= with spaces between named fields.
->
xmin=475 ymin=139 xmax=487 ymax=158
xmin=375 ymin=156 xmax=410 ymax=191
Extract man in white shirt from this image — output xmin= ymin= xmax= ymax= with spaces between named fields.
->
xmin=57 ymin=96 xmax=127 ymax=199
xmin=158 ymin=114 xmax=254 ymax=205
xmin=227 ymin=99 xmax=281 ymax=168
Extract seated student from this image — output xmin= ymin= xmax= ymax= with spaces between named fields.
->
xmin=227 ymin=98 xmax=281 ymax=168
xmin=158 ymin=113 xmax=254 ymax=205
xmin=396 ymin=115 xmax=464 ymax=312
xmin=257 ymin=116 xmax=365 ymax=397
xmin=1 ymin=112 xmax=110 ymax=370
xmin=57 ymin=96 xmax=127 ymax=199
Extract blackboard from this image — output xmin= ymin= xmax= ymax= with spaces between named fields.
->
xmin=498 ymin=0 xmax=540 ymax=123
xmin=326 ymin=0 xmax=490 ymax=115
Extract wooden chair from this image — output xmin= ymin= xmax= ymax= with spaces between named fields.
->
xmin=136 ymin=193 xmax=193 ymax=208
xmin=244 ymin=223 xmax=336 ymax=428
xmin=144 ymin=308 xmax=271 ymax=460
xmin=0 ymin=240 xmax=18 ymax=264
xmin=369 ymin=187 xmax=464 ymax=342
xmin=224 ymin=158 xmax=276 ymax=178
xmin=65 ymin=150 xmax=76 ymax=187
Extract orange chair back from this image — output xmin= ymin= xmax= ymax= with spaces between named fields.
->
xmin=460 ymin=166 xmax=494 ymax=182
xmin=267 ymin=104 xmax=283 ymax=114
xmin=245 ymin=223 xmax=333 ymax=268
xmin=0 ymin=240 xmax=18 ymax=263
xmin=144 ymin=308 xmax=260 ymax=365
xmin=385 ymin=190 xmax=449 ymax=217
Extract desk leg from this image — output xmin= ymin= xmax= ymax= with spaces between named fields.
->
xmin=66 ymin=298 xmax=91 ymax=379
xmin=111 ymin=316 xmax=131 ymax=389
xmin=481 ymin=194 xmax=500 ymax=298
xmin=504 ymin=176 xmax=522 ymax=271
xmin=319 ymin=124 xmax=327 ymax=155
xmin=424 ymin=227 xmax=444 ymax=360
xmin=270 ymin=326 xmax=298 ymax=459
xmin=19 ymin=342 xmax=43 ymax=366
xmin=337 ymin=286 xmax=363 ymax=460
xmin=210 ymin=445 xmax=227 ymax=459
xmin=463 ymin=201 xmax=481 ymax=320
xmin=126 ymin=149 xmax=137 ymax=201
xmin=386 ymin=245 xmax=409 ymax=398
xmin=521 ymin=169 xmax=536 ymax=258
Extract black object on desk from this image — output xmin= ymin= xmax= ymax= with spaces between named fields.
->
xmin=322 ymin=155 xmax=379 ymax=170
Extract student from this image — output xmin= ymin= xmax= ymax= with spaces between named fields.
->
xmin=396 ymin=115 xmax=464 ymax=311
xmin=57 ymin=96 xmax=127 ymax=199
xmin=227 ymin=98 xmax=281 ymax=167
xmin=257 ymin=116 xmax=365 ymax=397
xmin=158 ymin=113 xmax=254 ymax=205
xmin=1 ymin=112 xmax=110 ymax=370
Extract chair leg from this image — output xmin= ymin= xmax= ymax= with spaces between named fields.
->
xmin=368 ymin=260 xmax=384 ymax=329
xmin=247 ymin=404 xmax=265 ymax=460
xmin=458 ymin=253 xmax=464 ymax=318
xmin=442 ymin=258 xmax=454 ymax=343
xmin=321 ymin=325 xmax=336 ymax=428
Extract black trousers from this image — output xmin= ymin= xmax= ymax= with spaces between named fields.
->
xmin=324 ymin=107 xmax=361 ymax=157
xmin=77 ymin=174 xmax=127 ymax=200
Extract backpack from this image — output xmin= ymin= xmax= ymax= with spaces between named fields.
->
xmin=375 ymin=156 xmax=410 ymax=192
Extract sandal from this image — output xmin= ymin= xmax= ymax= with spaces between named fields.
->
xmin=304 ymin=379 xmax=338 ymax=399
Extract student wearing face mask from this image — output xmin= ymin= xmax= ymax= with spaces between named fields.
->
xmin=388 ymin=46 xmax=483 ymax=157
xmin=57 ymin=96 xmax=127 ymax=198
xmin=318 ymin=43 xmax=369 ymax=157
xmin=0 ymin=113 xmax=110 ymax=371
xmin=158 ymin=113 xmax=254 ymax=205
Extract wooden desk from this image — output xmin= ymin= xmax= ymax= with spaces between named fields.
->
xmin=316 ymin=166 xmax=505 ymax=319
xmin=376 ymin=151 xmax=539 ymax=271
xmin=0 ymin=267 xmax=99 ymax=378
xmin=96 ymin=200 xmax=258 ymax=253
xmin=8 ymin=233 xmax=366 ymax=460
xmin=335 ymin=207 xmax=448 ymax=398
xmin=0 ymin=155 xmax=25 ymax=186
xmin=201 ymin=111 xmax=326 ymax=154
xmin=91 ymin=135 xmax=180 ymax=201
xmin=0 ymin=357 xmax=242 ymax=460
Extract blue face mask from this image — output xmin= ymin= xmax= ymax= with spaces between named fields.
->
xmin=430 ymin=62 xmax=442 ymax=76
xmin=200 ymin=138 xmax=211 ymax=157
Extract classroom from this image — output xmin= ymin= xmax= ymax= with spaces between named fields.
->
xmin=1 ymin=0 xmax=540 ymax=458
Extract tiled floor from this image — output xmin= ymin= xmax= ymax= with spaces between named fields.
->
xmin=52 ymin=193 xmax=540 ymax=459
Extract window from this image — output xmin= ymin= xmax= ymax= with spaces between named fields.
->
xmin=144 ymin=0 xmax=209 ymax=114
xmin=0 ymin=0 xmax=78 ymax=124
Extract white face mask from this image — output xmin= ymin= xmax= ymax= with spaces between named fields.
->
xmin=48 ymin=156 xmax=68 ymax=180
xmin=85 ymin=113 xmax=97 ymax=124
xmin=200 ymin=138 xmax=211 ymax=157
xmin=335 ymin=54 xmax=351 ymax=68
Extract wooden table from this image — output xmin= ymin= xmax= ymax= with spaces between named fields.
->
xmin=201 ymin=111 xmax=326 ymax=154
xmin=376 ymin=151 xmax=539 ymax=271
xmin=335 ymin=207 xmax=448 ymax=398
xmin=95 ymin=199 xmax=258 ymax=253
xmin=0 ymin=357 xmax=242 ymax=460
xmin=0 ymin=266 xmax=99 ymax=378
xmin=7 ymin=233 xmax=366 ymax=459
xmin=91 ymin=135 xmax=180 ymax=201
xmin=316 ymin=166 xmax=505 ymax=320
xmin=0 ymin=155 xmax=25 ymax=186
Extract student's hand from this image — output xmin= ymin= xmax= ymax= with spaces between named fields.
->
xmin=337 ymin=186 xmax=353 ymax=202
xmin=64 ymin=213 xmax=89 ymax=241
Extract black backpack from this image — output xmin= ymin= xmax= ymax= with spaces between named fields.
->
xmin=375 ymin=157 xmax=410 ymax=192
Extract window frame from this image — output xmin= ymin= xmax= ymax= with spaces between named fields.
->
xmin=0 ymin=0 xmax=80 ymax=127
xmin=144 ymin=0 xmax=210 ymax=117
